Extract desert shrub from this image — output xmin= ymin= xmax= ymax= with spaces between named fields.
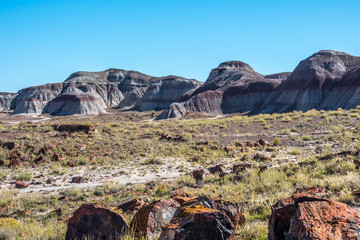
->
xmin=76 ymin=157 xmax=89 ymax=166
xmin=59 ymin=188 xmax=85 ymax=201
xmin=301 ymin=135 xmax=312 ymax=141
xmin=155 ymin=185 xmax=167 ymax=197
xmin=143 ymin=156 xmax=162 ymax=165
xmin=281 ymin=116 xmax=292 ymax=122
xmin=180 ymin=133 xmax=192 ymax=142
xmin=15 ymin=171 xmax=32 ymax=181
xmin=289 ymin=150 xmax=300 ymax=155
xmin=280 ymin=129 xmax=291 ymax=135
xmin=272 ymin=138 xmax=281 ymax=146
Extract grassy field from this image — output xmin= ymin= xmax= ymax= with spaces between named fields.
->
xmin=1 ymin=108 xmax=360 ymax=239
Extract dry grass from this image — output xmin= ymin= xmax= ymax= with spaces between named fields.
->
xmin=0 ymin=108 xmax=360 ymax=239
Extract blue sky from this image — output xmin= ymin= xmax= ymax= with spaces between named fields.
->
xmin=1 ymin=0 xmax=359 ymax=92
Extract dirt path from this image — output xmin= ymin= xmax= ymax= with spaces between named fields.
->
xmin=1 ymin=158 xmax=194 ymax=195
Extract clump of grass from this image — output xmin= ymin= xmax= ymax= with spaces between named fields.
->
xmin=143 ymin=156 xmax=162 ymax=165
xmin=237 ymin=221 xmax=267 ymax=240
xmin=180 ymin=133 xmax=192 ymax=142
xmin=281 ymin=116 xmax=293 ymax=122
xmin=289 ymin=149 xmax=300 ymax=155
xmin=155 ymin=185 xmax=167 ymax=197
xmin=272 ymin=138 xmax=281 ymax=146
xmin=302 ymin=135 xmax=312 ymax=141
xmin=14 ymin=171 xmax=32 ymax=181
xmin=76 ymin=157 xmax=89 ymax=166
xmin=280 ymin=129 xmax=291 ymax=135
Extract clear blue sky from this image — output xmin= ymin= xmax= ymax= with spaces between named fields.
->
xmin=1 ymin=0 xmax=359 ymax=92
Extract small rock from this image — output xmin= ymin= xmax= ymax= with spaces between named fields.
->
xmin=258 ymin=138 xmax=269 ymax=146
xmin=208 ymin=164 xmax=226 ymax=175
xmin=33 ymin=147 xmax=45 ymax=155
xmin=77 ymin=144 xmax=86 ymax=151
xmin=294 ymin=186 xmax=327 ymax=196
xmin=192 ymin=169 xmax=206 ymax=181
xmin=34 ymin=155 xmax=45 ymax=164
xmin=67 ymin=161 xmax=74 ymax=167
xmin=224 ymin=146 xmax=238 ymax=156
xmin=9 ymin=150 xmax=21 ymax=159
xmin=233 ymin=163 xmax=252 ymax=173
xmin=52 ymin=153 xmax=62 ymax=161
xmin=171 ymin=190 xmax=192 ymax=205
xmin=71 ymin=176 xmax=84 ymax=183
xmin=265 ymin=147 xmax=276 ymax=152
xmin=46 ymin=178 xmax=55 ymax=184
xmin=9 ymin=158 xmax=22 ymax=166
xmin=70 ymin=152 xmax=78 ymax=157
xmin=50 ymin=208 xmax=62 ymax=217
xmin=15 ymin=181 xmax=29 ymax=188
xmin=253 ymin=153 xmax=271 ymax=162
xmin=3 ymin=142 xmax=19 ymax=149
xmin=117 ymin=199 xmax=145 ymax=214
xmin=235 ymin=141 xmax=246 ymax=148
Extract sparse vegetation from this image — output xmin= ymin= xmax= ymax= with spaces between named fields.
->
xmin=1 ymin=108 xmax=360 ymax=239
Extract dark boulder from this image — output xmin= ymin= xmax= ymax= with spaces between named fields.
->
xmin=71 ymin=176 xmax=85 ymax=183
xmin=65 ymin=204 xmax=129 ymax=240
xmin=181 ymin=196 xmax=245 ymax=227
xmin=159 ymin=204 xmax=235 ymax=240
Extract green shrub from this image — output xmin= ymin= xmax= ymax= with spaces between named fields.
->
xmin=272 ymin=138 xmax=281 ymax=146
xmin=281 ymin=116 xmax=292 ymax=122
xmin=76 ymin=157 xmax=89 ymax=166
xmin=181 ymin=133 xmax=192 ymax=142
xmin=280 ymin=129 xmax=291 ymax=135
xmin=302 ymin=135 xmax=312 ymax=141
xmin=15 ymin=171 xmax=32 ymax=181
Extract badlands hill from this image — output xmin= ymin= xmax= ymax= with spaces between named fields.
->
xmin=0 ymin=92 xmax=17 ymax=112
xmin=158 ymin=50 xmax=360 ymax=119
xmin=5 ymin=69 xmax=201 ymax=116
xmin=2 ymin=50 xmax=360 ymax=117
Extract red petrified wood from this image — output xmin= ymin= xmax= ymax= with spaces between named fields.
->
xmin=117 ymin=199 xmax=145 ymax=214
xmin=131 ymin=199 xmax=180 ymax=240
xmin=159 ymin=204 xmax=235 ymax=240
xmin=269 ymin=193 xmax=360 ymax=240
xmin=65 ymin=204 xmax=128 ymax=240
